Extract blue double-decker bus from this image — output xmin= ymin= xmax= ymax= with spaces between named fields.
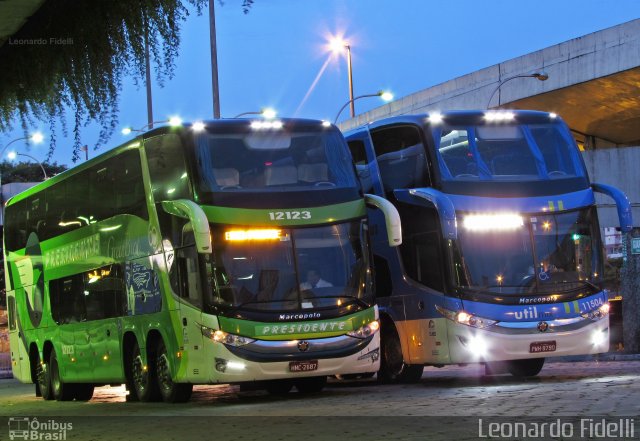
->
xmin=344 ymin=110 xmax=632 ymax=381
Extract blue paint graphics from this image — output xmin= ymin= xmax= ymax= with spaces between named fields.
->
xmin=459 ymin=291 xmax=607 ymax=322
xmin=125 ymin=261 xmax=162 ymax=315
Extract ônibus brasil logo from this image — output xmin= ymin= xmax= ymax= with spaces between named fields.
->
xmin=8 ymin=417 xmax=72 ymax=440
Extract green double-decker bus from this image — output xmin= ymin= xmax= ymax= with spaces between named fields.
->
xmin=4 ymin=118 xmax=401 ymax=402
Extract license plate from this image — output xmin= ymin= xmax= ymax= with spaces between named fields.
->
xmin=289 ymin=360 xmax=318 ymax=372
xmin=530 ymin=341 xmax=557 ymax=353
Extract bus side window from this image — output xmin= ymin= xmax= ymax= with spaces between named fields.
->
xmin=370 ymin=125 xmax=430 ymax=194
xmin=84 ymin=265 xmax=126 ymax=320
xmin=170 ymin=245 xmax=202 ymax=308
xmin=145 ymin=134 xmax=191 ymax=202
xmin=348 ymin=140 xmax=373 ymax=193
xmin=50 ymin=275 xmax=86 ymax=324
xmin=7 ymin=296 xmax=17 ymax=331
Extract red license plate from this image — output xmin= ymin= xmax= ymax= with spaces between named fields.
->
xmin=530 ymin=341 xmax=557 ymax=353
xmin=289 ymin=360 xmax=318 ymax=372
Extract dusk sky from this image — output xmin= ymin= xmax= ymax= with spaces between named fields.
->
xmin=2 ymin=0 xmax=639 ymax=166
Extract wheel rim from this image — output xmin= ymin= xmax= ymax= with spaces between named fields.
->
xmin=156 ymin=352 xmax=172 ymax=392
xmin=132 ymin=353 xmax=147 ymax=394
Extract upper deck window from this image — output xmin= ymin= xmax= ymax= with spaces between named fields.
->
xmin=435 ymin=123 xmax=585 ymax=182
xmin=195 ymin=126 xmax=358 ymax=193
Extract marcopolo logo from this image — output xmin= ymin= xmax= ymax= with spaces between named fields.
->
xmin=8 ymin=417 xmax=72 ymax=440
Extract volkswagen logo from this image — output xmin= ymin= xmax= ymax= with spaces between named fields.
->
xmin=297 ymin=341 xmax=310 ymax=352
xmin=537 ymin=321 xmax=549 ymax=332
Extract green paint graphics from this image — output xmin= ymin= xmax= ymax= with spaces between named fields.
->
xmin=201 ymin=200 xmax=366 ymax=226
xmin=218 ymin=307 xmax=376 ymax=341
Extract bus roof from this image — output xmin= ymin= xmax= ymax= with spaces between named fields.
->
xmin=346 ymin=110 xmax=560 ymax=135
xmin=5 ymin=118 xmax=336 ymax=207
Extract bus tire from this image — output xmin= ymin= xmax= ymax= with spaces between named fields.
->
xmin=130 ymin=341 xmax=161 ymax=402
xmin=265 ymin=379 xmax=293 ymax=396
xmin=74 ymin=384 xmax=94 ymax=401
xmin=507 ymin=358 xmax=545 ymax=377
xmin=155 ymin=339 xmax=193 ymax=403
xmin=295 ymin=376 xmax=327 ymax=394
xmin=35 ymin=353 xmax=53 ymax=401
xmin=50 ymin=350 xmax=76 ymax=401
xmin=378 ymin=327 xmax=424 ymax=384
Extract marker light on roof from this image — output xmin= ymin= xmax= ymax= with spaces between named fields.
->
xmin=484 ymin=111 xmax=515 ymax=122
xmin=428 ymin=113 xmax=443 ymax=124
xmin=463 ymin=213 xmax=524 ymax=231
xmin=192 ymin=121 xmax=206 ymax=132
xmin=250 ymin=120 xmax=283 ymax=130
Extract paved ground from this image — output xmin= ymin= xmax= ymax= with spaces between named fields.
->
xmin=1 ymin=360 xmax=638 ymax=440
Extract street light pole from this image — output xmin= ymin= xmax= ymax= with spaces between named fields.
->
xmin=334 ymin=91 xmax=394 ymax=124
xmin=0 ymin=132 xmax=45 ymax=204
xmin=10 ymin=152 xmax=48 ymax=180
xmin=486 ymin=71 xmax=549 ymax=108
xmin=209 ymin=0 xmax=221 ymax=119
xmin=345 ymin=45 xmax=355 ymax=118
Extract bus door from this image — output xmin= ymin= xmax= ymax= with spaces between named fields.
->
xmin=6 ymin=291 xmax=30 ymax=382
xmin=169 ymin=232 xmax=206 ymax=383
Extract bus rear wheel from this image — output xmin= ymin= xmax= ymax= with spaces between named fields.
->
xmin=50 ymin=350 xmax=76 ymax=401
xmin=378 ymin=328 xmax=424 ymax=384
xmin=130 ymin=341 xmax=161 ymax=402
xmin=295 ymin=376 xmax=327 ymax=394
xmin=507 ymin=358 xmax=545 ymax=377
xmin=35 ymin=353 xmax=53 ymax=401
xmin=155 ymin=340 xmax=193 ymax=403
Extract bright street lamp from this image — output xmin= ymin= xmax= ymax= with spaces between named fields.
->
xmin=7 ymin=151 xmax=48 ymax=180
xmin=486 ymin=71 xmax=549 ymax=108
xmin=334 ymin=91 xmax=394 ymax=124
xmin=0 ymin=132 xmax=45 ymax=202
xmin=329 ymin=36 xmax=355 ymax=118
xmin=234 ymin=108 xmax=277 ymax=118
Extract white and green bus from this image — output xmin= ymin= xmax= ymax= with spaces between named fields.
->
xmin=4 ymin=118 xmax=401 ymax=402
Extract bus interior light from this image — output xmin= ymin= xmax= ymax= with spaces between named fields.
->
xmin=225 ymin=229 xmax=282 ymax=241
xmin=463 ymin=213 xmax=523 ymax=231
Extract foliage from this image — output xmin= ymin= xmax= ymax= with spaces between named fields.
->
xmin=0 ymin=0 xmax=257 ymax=162
xmin=0 ymin=160 xmax=67 ymax=184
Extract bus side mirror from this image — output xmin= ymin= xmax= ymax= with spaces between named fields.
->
xmin=161 ymin=199 xmax=212 ymax=253
xmin=365 ymin=194 xmax=402 ymax=247
xmin=591 ymin=183 xmax=633 ymax=233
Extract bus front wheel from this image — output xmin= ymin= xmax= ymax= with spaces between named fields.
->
xmin=378 ymin=327 xmax=424 ymax=383
xmin=155 ymin=340 xmax=193 ymax=403
xmin=507 ymin=358 xmax=545 ymax=377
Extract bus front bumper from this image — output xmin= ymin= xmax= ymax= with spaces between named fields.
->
xmin=205 ymin=333 xmax=380 ymax=383
xmin=447 ymin=316 xmax=609 ymax=363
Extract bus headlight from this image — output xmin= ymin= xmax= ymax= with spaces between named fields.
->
xmin=591 ymin=329 xmax=607 ymax=346
xmin=581 ymin=303 xmax=610 ymax=321
xmin=201 ymin=326 xmax=256 ymax=347
xmin=436 ymin=305 xmax=497 ymax=329
xmin=347 ymin=320 xmax=380 ymax=339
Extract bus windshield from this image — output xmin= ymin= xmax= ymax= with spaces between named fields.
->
xmin=206 ymin=221 xmax=372 ymax=313
xmin=454 ymin=207 xmax=602 ymax=295
xmin=435 ymin=122 xmax=586 ymax=182
xmin=194 ymin=125 xmax=358 ymax=192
